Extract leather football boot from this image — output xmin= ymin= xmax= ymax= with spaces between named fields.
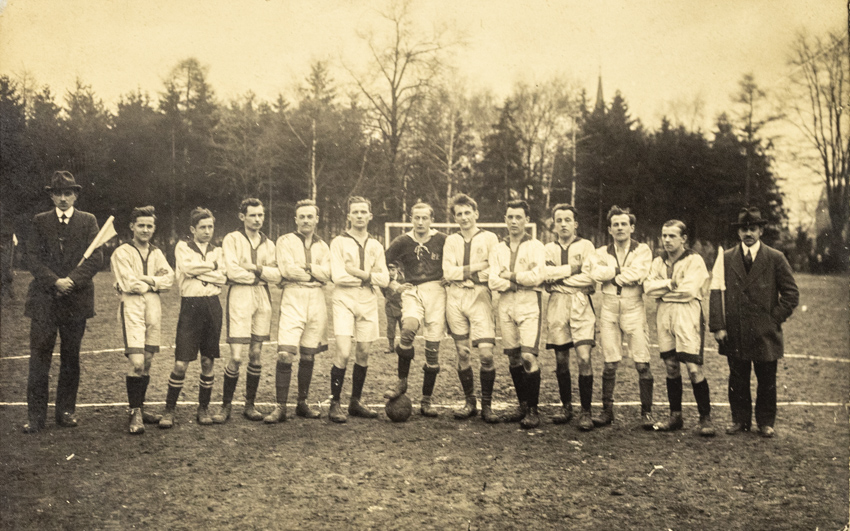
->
xmin=263 ymin=404 xmax=287 ymax=424
xmin=725 ymin=422 xmax=750 ymax=435
xmin=22 ymin=419 xmax=45 ymax=434
xmin=159 ymin=409 xmax=175 ymax=429
xmin=552 ymin=405 xmax=573 ymax=425
xmin=243 ymin=401 xmax=264 ymax=421
xmin=502 ymin=402 xmax=528 ymax=423
xmin=419 ymin=396 xmax=439 ymax=418
xmin=328 ymin=400 xmax=347 ymax=423
xmin=211 ymin=403 xmax=232 ymax=424
xmin=758 ymin=425 xmax=776 ymax=438
xmin=453 ymin=397 xmax=478 ymax=419
xmin=591 ymin=407 xmax=614 ymax=427
xmin=383 ymin=378 xmax=408 ymax=400
xmin=295 ymin=400 xmax=321 ymax=419
xmin=577 ymin=410 xmax=594 ymax=431
xmin=128 ymin=408 xmax=145 ymax=435
xmin=520 ymin=406 xmax=540 ymax=429
xmin=141 ymin=407 xmax=162 ymax=424
xmin=196 ymin=406 xmax=213 ymax=426
xmin=349 ymin=398 xmax=378 ymax=419
xmin=697 ymin=414 xmax=716 ymax=437
xmin=480 ymin=404 xmax=500 ymax=424
xmin=653 ymin=412 xmax=684 ymax=432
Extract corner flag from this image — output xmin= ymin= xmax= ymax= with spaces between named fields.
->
xmin=77 ymin=215 xmax=117 ymax=267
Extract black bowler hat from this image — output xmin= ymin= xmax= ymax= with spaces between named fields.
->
xmin=731 ymin=206 xmax=768 ymax=228
xmin=45 ymin=171 xmax=82 ymax=193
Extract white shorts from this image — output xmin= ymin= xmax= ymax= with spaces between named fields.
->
xmin=119 ymin=292 xmax=162 ymax=355
xmin=332 ymin=286 xmax=379 ymax=343
xmin=400 ymin=280 xmax=446 ymax=342
xmin=546 ymin=291 xmax=596 ymax=349
xmin=598 ymin=294 xmax=651 ymax=363
xmin=446 ymin=284 xmax=496 ymax=346
xmin=497 ymin=290 xmax=542 ymax=355
xmin=277 ymin=286 xmax=328 ymax=356
xmin=226 ymin=284 xmax=272 ymax=344
xmin=656 ymin=300 xmax=704 ymax=363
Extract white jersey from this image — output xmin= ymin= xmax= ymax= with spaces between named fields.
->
xmin=276 ymin=231 xmax=331 ymax=288
xmin=111 ymin=242 xmax=174 ymax=295
xmin=488 ymin=235 xmax=546 ymax=293
xmin=222 ymin=229 xmax=281 ymax=286
xmin=543 ymin=237 xmax=596 ymax=295
xmin=174 ymin=240 xmax=226 ymax=297
xmin=442 ymin=229 xmax=499 ymax=288
xmin=591 ymin=239 xmax=652 ymax=298
xmin=329 ymin=232 xmax=389 ymax=291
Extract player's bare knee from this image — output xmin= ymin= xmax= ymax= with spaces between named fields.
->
xmin=663 ymin=359 xmax=680 ymax=378
xmin=301 ymin=352 xmax=315 ymax=363
xmin=277 ymin=351 xmax=296 ymax=365
xmin=200 ymin=357 xmax=214 ymax=376
xmin=399 ymin=327 xmax=417 ymax=348
xmin=172 ymin=361 xmax=189 ymax=378
xmin=521 ymin=352 xmax=538 ymax=372
xmin=686 ymin=364 xmax=704 ymax=384
xmin=555 ymin=350 xmax=570 ymax=368
xmin=424 ymin=347 xmax=440 ymax=369
xmin=635 ymin=362 xmax=653 ymax=379
xmin=602 ymin=362 xmax=618 ymax=379
xmin=354 ymin=342 xmax=370 ymax=365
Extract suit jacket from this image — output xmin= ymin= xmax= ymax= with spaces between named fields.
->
xmin=709 ymin=243 xmax=799 ymax=362
xmin=24 ymin=209 xmax=102 ymax=322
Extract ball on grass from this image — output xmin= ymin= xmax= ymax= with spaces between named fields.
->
xmin=385 ymin=395 xmax=412 ymax=422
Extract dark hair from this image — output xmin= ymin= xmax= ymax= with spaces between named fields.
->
xmin=607 ymin=205 xmax=635 ymax=227
xmin=239 ymin=197 xmax=263 ymax=214
xmin=551 ymin=203 xmax=578 ymax=220
xmin=295 ymin=199 xmax=320 ymax=217
xmin=450 ymin=193 xmax=478 ymax=215
xmin=347 ymin=196 xmax=371 ymax=213
xmin=190 ymin=207 xmax=215 ymax=228
xmin=506 ymin=199 xmax=530 ymax=217
xmin=410 ymin=201 xmax=434 ymax=218
xmin=130 ymin=205 xmax=156 ymax=223
xmin=662 ymin=219 xmax=688 ymax=238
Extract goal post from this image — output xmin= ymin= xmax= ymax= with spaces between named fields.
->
xmin=385 ymin=222 xmax=537 ymax=248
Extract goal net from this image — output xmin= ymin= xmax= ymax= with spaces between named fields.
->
xmin=384 ymin=222 xmax=538 ymax=248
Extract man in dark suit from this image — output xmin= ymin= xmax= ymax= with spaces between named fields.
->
xmin=709 ymin=207 xmax=799 ymax=438
xmin=23 ymin=171 xmax=102 ymax=433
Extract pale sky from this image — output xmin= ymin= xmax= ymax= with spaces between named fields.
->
xmin=0 ymin=0 xmax=844 ymax=226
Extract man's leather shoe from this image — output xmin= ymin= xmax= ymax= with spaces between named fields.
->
xmin=349 ymin=398 xmax=378 ymax=419
xmin=159 ymin=410 xmax=175 ymax=429
xmin=383 ymin=378 xmax=408 ymax=400
xmin=243 ymin=402 xmax=264 ymax=421
xmin=697 ymin=415 xmax=716 ymax=437
xmin=591 ymin=408 xmax=614 ymax=427
xmin=22 ymin=420 xmax=45 ymax=433
xmin=725 ymin=422 xmax=751 ymax=435
xmin=263 ymin=404 xmax=287 ymax=424
xmin=641 ymin=411 xmax=656 ymax=431
xmin=758 ymin=425 xmax=776 ymax=438
xmin=56 ymin=412 xmax=78 ymax=428
xmin=481 ymin=404 xmax=500 ymax=424
xmin=196 ymin=406 xmax=213 ymax=426
xmin=419 ymin=397 xmax=439 ymax=418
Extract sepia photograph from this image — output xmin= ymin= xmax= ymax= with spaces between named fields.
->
xmin=1 ymin=0 xmax=848 ymax=528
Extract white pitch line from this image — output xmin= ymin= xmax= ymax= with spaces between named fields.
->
xmin=0 ymin=400 xmax=846 ymax=408
xmin=3 ymin=341 xmax=848 ymax=364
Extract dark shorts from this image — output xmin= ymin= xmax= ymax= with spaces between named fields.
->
xmin=175 ymin=296 xmax=223 ymax=362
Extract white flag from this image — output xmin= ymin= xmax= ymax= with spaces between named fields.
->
xmin=77 ymin=215 xmax=117 ymax=267
xmin=709 ymin=246 xmax=725 ymax=292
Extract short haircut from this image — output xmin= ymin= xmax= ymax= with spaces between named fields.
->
xmin=240 ymin=197 xmax=263 ymax=214
xmin=190 ymin=207 xmax=215 ymax=228
xmin=410 ymin=201 xmax=434 ymax=218
xmin=662 ymin=219 xmax=688 ymax=238
xmin=130 ymin=205 xmax=156 ymax=223
xmin=295 ymin=199 xmax=320 ymax=217
xmin=347 ymin=195 xmax=371 ymax=213
xmin=506 ymin=199 xmax=530 ymax=217
xmin=551 ymin=203 xmax=578 ymax=220
xmin=607 ymin=205 xmax=636 ymax=226
xmin=450 ymin=193 xmax=478 ymax=215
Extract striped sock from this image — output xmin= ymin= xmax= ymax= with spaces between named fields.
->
xmin=222 ymin=366 xmax=239 ymax=405
xmin=165 ymin=372 xmax=184 ymax=409
xmin=199 ymin=374 xmax=214 ymax=408
xmin=245 ymin=363 xmax=262 ymax=402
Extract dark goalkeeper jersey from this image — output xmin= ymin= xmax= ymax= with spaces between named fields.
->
xmin=385 ymin=230 xmax=447 ymax=285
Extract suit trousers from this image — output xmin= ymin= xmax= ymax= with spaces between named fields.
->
xmin=27 ymin=317 xmax=86 ymax=422
xmin=727 ymin=357 xmax=777 ymax=428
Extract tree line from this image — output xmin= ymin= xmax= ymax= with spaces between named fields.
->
xmin=2 ymin=10 xmax=844 ymax=271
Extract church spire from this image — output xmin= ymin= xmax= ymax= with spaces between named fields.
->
xmin=594 ymin=70 xmax=605 ymax=114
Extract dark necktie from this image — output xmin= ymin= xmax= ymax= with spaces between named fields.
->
xmin=743 ymin=249 xmax=753 ymax=272
xmin=60 ymin=214 xmax=68 ymax=224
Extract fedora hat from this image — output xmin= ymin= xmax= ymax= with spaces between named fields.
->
xmin=45 ymin=171 xmax=82 ymax=193
xmin=731 ymin=206 xmax=768 ymax=227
